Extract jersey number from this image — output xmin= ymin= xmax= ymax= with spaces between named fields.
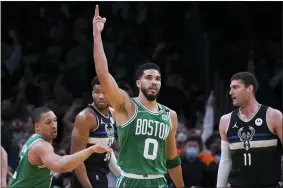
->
xmin=12 ymin=145 xmax=28 ymax=179
xmin=243 ymin=153 xmax=251 ymax=166
xmin=143 ymin=138 xmax=158 ymax=160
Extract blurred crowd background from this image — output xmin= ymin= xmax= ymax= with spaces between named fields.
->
xmin=1 ymin=2 xmax=282 ymax=188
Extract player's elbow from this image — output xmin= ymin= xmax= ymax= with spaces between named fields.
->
xmin=48 ymin=158 xmax=70 ymax=173
xmin=45 ymin=163 xmax=66 ymax=173
xmin=55 ymin=163 xmax=71 ymax=173
xmin=55 ymin=166 xmax=67 ymax=173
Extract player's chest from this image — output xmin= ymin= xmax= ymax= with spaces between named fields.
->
xmin=228 ymin=118 xmax=267 ymax=141
xmin=133 ymin=117 xmax=171 ymax=141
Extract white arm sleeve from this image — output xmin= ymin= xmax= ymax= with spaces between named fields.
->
xmin=108 ymin=152 xmax=121 ymax=177
xmin=217 ymin=140 xmax=232 ymax=188
xmin=201 ymin=106 xmax=214 ymax=145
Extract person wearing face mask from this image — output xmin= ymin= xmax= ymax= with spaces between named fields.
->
xmin=180 ymin=136 xmax=207 ymax=188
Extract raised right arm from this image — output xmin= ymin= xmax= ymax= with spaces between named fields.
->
xmin=71 ymin=110 xmax=96 ymax=187
xmin=92 ymin=5 xmax=132 ymax=113
xmin=30 ymin=141 xmax=111 ymax=173
xmin=217 ymin=113 xmax=232 ymax=188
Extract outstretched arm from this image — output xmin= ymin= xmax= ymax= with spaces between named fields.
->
xmin=92 ymin=5 xmax=132 ymax=112
xmin=31 ymin=141 xmax=111 ymax=173
xmin=166 ymin=110 xmax=184 ymax=188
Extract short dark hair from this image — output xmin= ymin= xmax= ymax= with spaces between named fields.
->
xmin=231 ymin=72 xmax=258 ymax=93
xmin=91 ymin=76 xmax=100 ymax=88
xmin=205 ymin=133 xmax=220 ymax=150
xmin=135 ymin=62 xmax=161 ymax=80
xmin=31 ymin=107 xmax=52 ymax=124
xmin=185 ymin=136 xmax=203 ymax=151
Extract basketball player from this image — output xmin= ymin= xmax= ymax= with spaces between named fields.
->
xmin=9 ymin=107 xmax=112 ymax=188
xmin=217 ymin=72 xmax=282 ymax=188
xmin=1 ymin=146 xmax=8 ymax=187
xmin=71 ymin=77 xmax=121 ymax=188
xmin=92 ymin=5 xmax=184 ymax=188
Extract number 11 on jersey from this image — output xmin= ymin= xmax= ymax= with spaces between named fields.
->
xmin=243 ymin=153 xmax=251 ymax=166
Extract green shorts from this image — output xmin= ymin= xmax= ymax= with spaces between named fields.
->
xmin=115 ymin=175 xmax=168 ymax=188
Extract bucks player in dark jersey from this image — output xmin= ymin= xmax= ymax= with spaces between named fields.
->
xmin=71 ymin=77 xmax=120 ymax=188
xmin=92 ymin=5 xmax=184 ymax=188
xmin=9 ymin=107 xmax=112 ymax=188
xmin=217 ymin=72 xmax=282 ymax=188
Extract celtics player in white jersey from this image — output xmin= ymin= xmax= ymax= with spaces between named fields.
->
xmin=92 ymin=5 xmax=184 ymax=188
xmin=9 ymin=107 xmax=112 ymax=188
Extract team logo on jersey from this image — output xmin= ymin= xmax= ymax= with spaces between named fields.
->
xmin=162 ymin=114 xmax=168 ymax=121
xmin=237 ymin=126 xmax=255 ymax=151
xmin=232 ymin=122 xmax=238 ymax=128
xmin=255 ymin=118 xmax=263 ymax=126
xmin=104 ymin=121 xmax=114 ymax=138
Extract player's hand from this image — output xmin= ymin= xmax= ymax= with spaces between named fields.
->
xmin=207 ymin=90 xmax=215 ymax=106
xmin=93 ymin=5 xmax=106 ymax=36
xmin=91 ymin=143 xmax=112 ymax=153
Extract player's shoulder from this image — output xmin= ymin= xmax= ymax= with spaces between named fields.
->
xmin=75 ymin=107 xmax=97 ymax=122
xmin=1 ymin=146 xmax=7 ymax=157
xmin=168 ymin=108 xmax=177 ymax=116
xmin=165 ymin=107 xmax=177 ymax=124
xmin=219 ymin=112 xmax=232 ymax=131
xmin=266 ymin=106 xmax=282 ymax=116
xmin=158 ymin=103 xmax=171 ymax=112
xmin=220 ymin=112 xmax=232 ymax=122
xmin=266 ymin=106 xmax=282 ymax=123
xmin=30 ymin=140 xmax=53 ymax=153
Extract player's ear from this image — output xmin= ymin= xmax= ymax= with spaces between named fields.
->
xmin=35 ymin=123 xmax=40 ymax=132
xmin=248 ymin=85 xmax=253 ymax=93
xmin=136 ymin=80 xmax=141 ymax=88
xmin=92 ymin=90 xmax=95 ymax=98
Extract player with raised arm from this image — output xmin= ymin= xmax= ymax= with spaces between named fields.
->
xmin=92 ymin=5 xmax=184 ymax=188
xmin=9 ymin=107 xmax=112 ymax=188
xmin=217 ymin=72 xmax=282 ymax=188
xmin=71 ymin=77 xmax=120 ymax=188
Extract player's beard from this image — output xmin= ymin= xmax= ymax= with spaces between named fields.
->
xmin=95 ymin=102 xmax=110 ymax=110
xmin=141 ymin=86 xmax=159 ymax=101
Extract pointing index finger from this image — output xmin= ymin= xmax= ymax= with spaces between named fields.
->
xmin=95 ymin=5 xmax=99 ymax=17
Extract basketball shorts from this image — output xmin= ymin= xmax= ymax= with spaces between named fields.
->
xmin=71 ymin=170 xmax=108 ymax=188
xmin=115 ymin=172 xmax=168 ymax=188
